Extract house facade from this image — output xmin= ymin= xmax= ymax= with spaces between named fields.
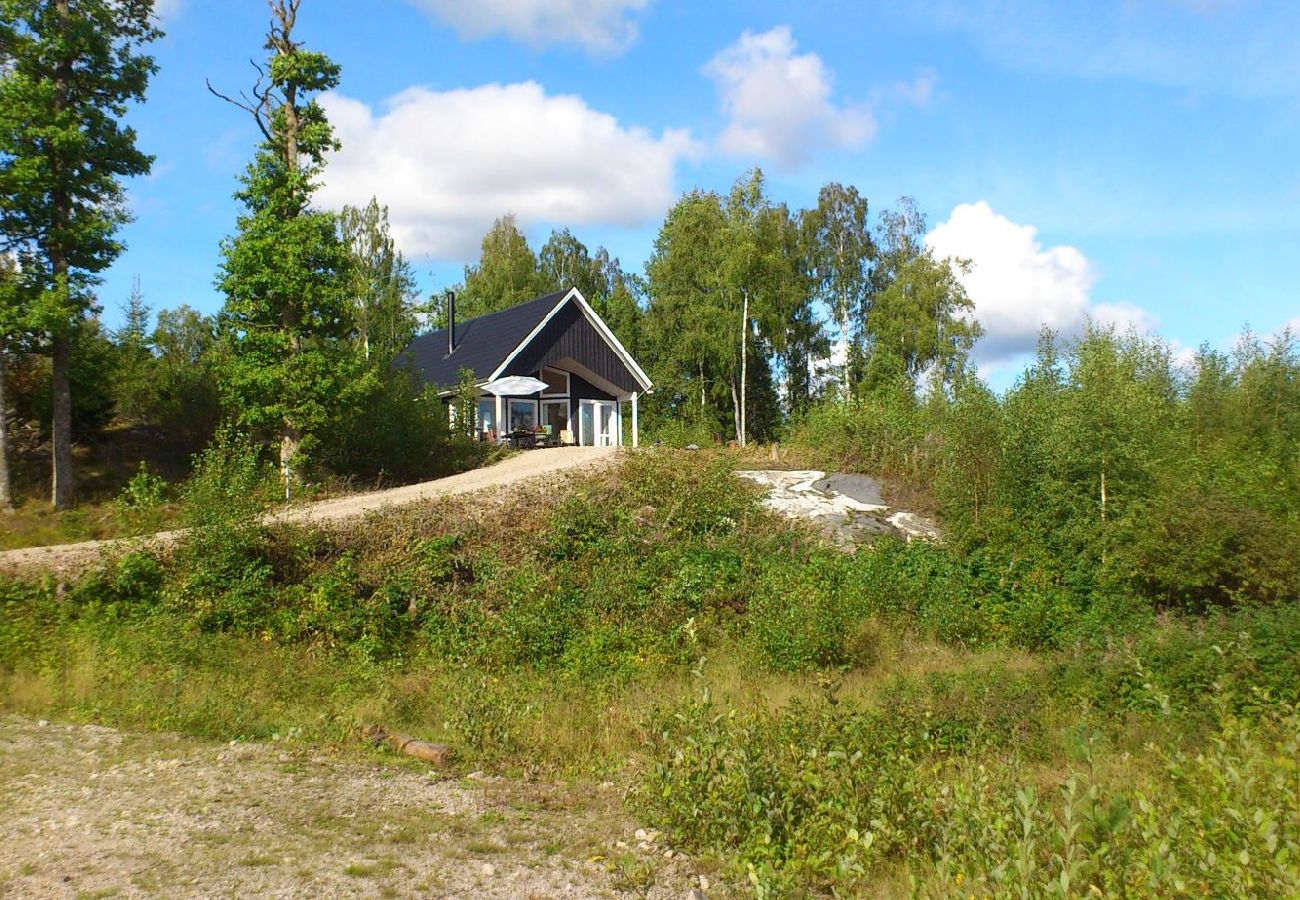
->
xmin=402 ymin=288 xmax=653 ymax=447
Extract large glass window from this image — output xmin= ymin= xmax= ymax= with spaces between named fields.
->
xmin=508 ymin=400 xmax=536 ymax=433
xmin=540 ymin=368 xmax=569 ymax=396
xmin=541 ymin=400 xmax=569 ymax=438
xmin=476 ymin=398 xmax=496 ymax=439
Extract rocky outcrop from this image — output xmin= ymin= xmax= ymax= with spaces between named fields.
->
xmin=735 ymin=470 xmax=941 ymax=548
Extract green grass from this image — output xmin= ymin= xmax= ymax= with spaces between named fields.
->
xmin=2 ymin=448 xmax=1298 ymax=897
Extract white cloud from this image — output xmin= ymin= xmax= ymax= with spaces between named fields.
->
xmin=925 ymin=201 xmax=1162 ymax=368
xmin=153 ymin=0 xmax=183 ymax=21
xmin=1090 ymin=301 xmax=1160 ymax=335
xmin=407 ymin=0 xmax=650 ymax=53
xmin=704 ymin=26 xmax=873 ymax=168
xmin=317 ymin=83 xmax=697 ymax=259
xmin=883 ymin=69 xmax=938 ymax=108
xmin=1275 ymin=316 xmax=1300 ymax=341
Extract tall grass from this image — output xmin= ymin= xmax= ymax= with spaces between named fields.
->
xmin=3 ymin=447 xmax=1299 ymax=896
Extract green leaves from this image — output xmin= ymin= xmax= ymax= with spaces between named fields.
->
xmin=457 ymin=214 xmax=550 ymax=318
xmin=214 ymin=5 xmax=357 ymax=477
xmin=0 ymin=0 xmax=159 ymax=316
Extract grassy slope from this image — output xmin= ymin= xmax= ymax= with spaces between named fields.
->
xmin=2 ymin=449 xmax=1298 ymax=896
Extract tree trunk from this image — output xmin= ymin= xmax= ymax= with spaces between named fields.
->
xmin=730 ymin=378 xmax=741 ymax=444
xmin=49 ymin=0 xmax=75 ymax=510
xmin=1099 ymin=460 xmax=1108 ymax=523
xmin=738 ymin=288 xmax=748 ymax=447
xmin=0 ymin=340 xmax=14 ymax=512
xmin=280 ymin=424 xmax=301 ymax=501
xmin=51 ymin=333 xmax=74 ymax=509
xmin=837 ymin=234 xmax=852 ymax=400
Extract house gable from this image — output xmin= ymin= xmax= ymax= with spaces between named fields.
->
xmin=403 ymin=288 xmax=652 ymax=396
xmin=501 ymin=299 xmax=640 ymax=393
xmin=401 ymin=290 xmax=567 ymax=388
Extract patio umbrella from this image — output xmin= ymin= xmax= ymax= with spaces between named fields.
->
xmin=482 ymin=375 xmax=549 ymax=396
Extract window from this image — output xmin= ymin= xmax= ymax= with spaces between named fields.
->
xmin=540 ymin=368 xmax=569 ymax=396
xmin=541 ymin=400 xmax=569 ymax=437
xmin=477 ymin=398 xmax=496 ymax=438
xmin=508 ymin=399 xmax=536 ymax=433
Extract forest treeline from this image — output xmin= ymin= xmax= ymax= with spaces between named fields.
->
xmin=0 ymin=0 xmax=983 ymax=510
xmin=2 ymin=0 xmax=1297 ymax=617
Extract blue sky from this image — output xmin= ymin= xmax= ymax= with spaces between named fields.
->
xmin=108 ymin=0 xmax=1299 ymax=380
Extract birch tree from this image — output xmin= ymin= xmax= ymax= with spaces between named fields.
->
xmin=339 ymin=197 xmax=420 ymax=363
xmin=804 ymin=183 xmax=873 ymax=397
xmin=0 ymin=255 xmax=18 ymax=511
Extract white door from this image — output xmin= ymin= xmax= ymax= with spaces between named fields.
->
xmin=579 ymin=400 xmax=618 ymax=446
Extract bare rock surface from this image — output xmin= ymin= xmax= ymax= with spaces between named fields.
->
xmin=0 ymin=716 xmax=711 ymax=899
xmin=736 ymin=469 xmax=940 ymax=548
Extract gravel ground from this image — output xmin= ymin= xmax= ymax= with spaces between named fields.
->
xmin=0 ymin=447 xmax=617 ymax=578
xmin=0 ymin=716 xmax=712 ymax=899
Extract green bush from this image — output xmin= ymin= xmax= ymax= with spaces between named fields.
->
xmin=640 ymin=687 xmax=1300 ymax=897
xmin=639 ymin=675 xmax=1050 ymax=895
xmin=910 ymin=708 xmax=1300 ymax=898
xmin=747 ymin=555 xmax=853 ymax=671
xmin=167 ymin=426 xmax=276 ymax=633
xmin=113 ymin=462 xmax=172 ymax=535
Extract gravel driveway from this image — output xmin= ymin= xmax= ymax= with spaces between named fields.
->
xmin=0 ymin=716 xmax=706 ymax=899
xmin=0 ymin=447 xmax=617 ymax=578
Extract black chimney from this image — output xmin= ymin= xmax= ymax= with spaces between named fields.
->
xmin=446 ymin=290 xmax=456 ymax=355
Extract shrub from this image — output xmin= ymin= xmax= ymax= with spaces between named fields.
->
xmin=640 ymin=687 xmax=1300 ymax=897
xmin=272 ymin=553 xmax=410 ymax=660
xmin=167 ymin=427 xmax=276 ymax=633
xmin=747 ymin=555 xmax=853 ymax=671
xmin=639 ymin=676 xmax=1050 ymax=895
xmin=1121 ymin=488 xmax=1300 ymax=609
xmin=114 ymin=462 xmax=172 ymax=535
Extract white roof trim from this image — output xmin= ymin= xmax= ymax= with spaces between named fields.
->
xmin=487 ymin=287 xmax=654 ymax=393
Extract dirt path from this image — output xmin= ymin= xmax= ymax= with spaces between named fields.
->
xmin=0 ymin=447 xmax=617 ymax=577
xmin=0 ymin=717 xmax=711 ymax=899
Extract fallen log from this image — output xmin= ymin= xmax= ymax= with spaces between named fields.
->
xmin=362 ymin=725 xmax=452 ymax=767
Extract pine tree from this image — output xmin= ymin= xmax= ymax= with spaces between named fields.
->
xmin=0 ymin=0 xmax=160 ymax=508
xmin=113 ymin=275 xmax=156 ymax=424
xmin=211 ymin=0 xmax=358 ymax=488
xmin=0 ymin=254 xmax=19 ymax=511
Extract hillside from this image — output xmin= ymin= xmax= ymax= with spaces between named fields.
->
xmin=2 ymin=449 xmax=1299 ymax=897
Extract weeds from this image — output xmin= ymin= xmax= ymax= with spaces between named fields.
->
xmin=2 ymin=448 xmax=1299 ymax=896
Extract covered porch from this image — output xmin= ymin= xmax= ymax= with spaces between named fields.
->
xmin=462 ymin=363 xmax=641 ymax=449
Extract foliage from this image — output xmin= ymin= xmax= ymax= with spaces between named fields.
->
xmin=338 ymin=197 xmax=423 ymax=363
xmin=802 ymin=182 xmax=873 ymax=396
xmin=213 ymin=0 xmax=358 ymax=483
xmin=113 ymin=461 xmax=170 ymax=534
xmin=641 ymin=686 xmax=1300 ymax=897
xmin=456 ymin=214 xmax=550 ymax=319
xmin=167 ymin=425 xmax=276 ymax=632
xmin=3 ymin=445 xmax=1300 ymax=897
xmin=0 ymin=0 xmax=161 ymax=507
xmin=794 ymin=325 xmax=1300 ymax=612
xmin=644 ymin=171 xmax=815 ymax=445
xmin=149 ymin=305 xmax=222 ymax=452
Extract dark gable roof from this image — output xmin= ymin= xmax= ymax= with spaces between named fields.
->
xmin=401 ymin=290 xmax=568 ymax=388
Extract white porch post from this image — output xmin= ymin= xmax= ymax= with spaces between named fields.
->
xmin=495 ymin=395 xmax=503 ymax=440
xmin=631 ymin=392 xmax=639 ymax=448
xmin=616 ymin=401 xmax=623 ymax=448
